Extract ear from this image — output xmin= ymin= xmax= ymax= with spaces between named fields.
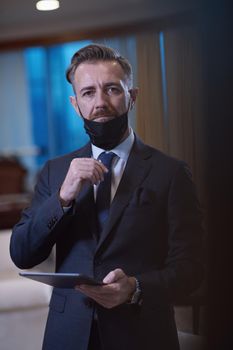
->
xmin=69 ymin=95 xmax=80 ymax=115
xmin=129 ymin=88 xmax=139 ymax=110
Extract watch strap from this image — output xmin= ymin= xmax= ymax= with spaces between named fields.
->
xmin=130 ymin=278 xmax=142 ymax=305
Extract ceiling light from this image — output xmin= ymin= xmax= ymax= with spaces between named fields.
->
xmin=36 ymin=0 xmax=60 ymax=11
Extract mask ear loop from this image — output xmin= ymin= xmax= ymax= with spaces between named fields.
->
xmin=127 ymin=90 xmax=134 ymax=112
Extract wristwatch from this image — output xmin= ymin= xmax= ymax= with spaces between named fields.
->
xmin=130 ymin=278 xmax=142 ymax=305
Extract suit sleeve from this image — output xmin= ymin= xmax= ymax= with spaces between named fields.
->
xmin=137 ymin=162 xmax=204 ymax=308
xmin=10 ymin=161 xmax=72 ymax=269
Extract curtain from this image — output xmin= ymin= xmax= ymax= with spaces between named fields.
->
xmin=136 ymin=27 xmax=205 ymax=201
xmin=136 ymin=32 xmax=166 ymax=152
xmin=163 ymin=26 xmax=205 ymax=194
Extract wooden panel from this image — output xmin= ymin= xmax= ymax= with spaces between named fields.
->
xmin=0 ymin=158 xmax=26 ymax=194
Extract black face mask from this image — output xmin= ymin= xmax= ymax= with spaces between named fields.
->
xmin=83 ymin=113 xmax=128 ymax=150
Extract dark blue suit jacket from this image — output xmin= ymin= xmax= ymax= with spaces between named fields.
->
xmin=10 ymin=136 xmax=203 ymax=350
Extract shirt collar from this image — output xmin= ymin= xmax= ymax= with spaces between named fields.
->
xmin=91 ymin=127 xmax=135 ymax=162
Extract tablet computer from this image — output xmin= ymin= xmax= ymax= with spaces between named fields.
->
xmin=19 ymin=272 xmax=104 ymax=288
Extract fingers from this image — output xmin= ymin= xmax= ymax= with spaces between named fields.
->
xmin=59 ymin=157 xmax=108 ymax=203
xmin=71 ymin=158 xmax=108 ymax=185
xmin=103 ymin=268 xmax=125 ymax=284
xmin=74 ymin=269 xmax=132 ymax=309
xmin=75 ymin=284 xmax=122 ymax=309
xmin=90 ymin=159 xmax=108 ymax=185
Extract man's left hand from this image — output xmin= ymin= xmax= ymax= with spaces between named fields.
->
xmin=75 ymin=268 xmax=136 ymax=309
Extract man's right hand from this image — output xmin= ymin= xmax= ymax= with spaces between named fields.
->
xmin=59 ymin=158 xmax=108 ymax=206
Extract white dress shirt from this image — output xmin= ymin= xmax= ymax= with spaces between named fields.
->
xmin=91 ymin=128 xmax=135 ymax=202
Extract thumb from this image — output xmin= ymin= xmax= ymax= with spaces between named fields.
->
xmin=103 ymin=268 xmax=125 ymax=284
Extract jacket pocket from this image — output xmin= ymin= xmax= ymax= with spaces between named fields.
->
xmin=49 ymin=292 xmax=66 ymax=313
xmin=128 ymin=187 xmax=157 ymax=207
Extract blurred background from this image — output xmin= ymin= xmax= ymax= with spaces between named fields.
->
xmin=0 ymin=0 xmax=232 ymax=349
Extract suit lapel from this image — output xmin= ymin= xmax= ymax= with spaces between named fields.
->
xmin=95 ymin=136 xmax=153 ymax=251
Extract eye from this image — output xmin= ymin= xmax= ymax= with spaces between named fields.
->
xmin=82 ymin=90 xmax=95 ymax=97
xmin=107 ymin=86 xmax=122 ymax=95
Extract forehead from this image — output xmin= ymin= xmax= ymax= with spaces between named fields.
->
xmin=73 ymin=60 xmax=128 ymax=87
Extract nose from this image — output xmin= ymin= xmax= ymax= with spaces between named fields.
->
xmin=94 ymin=90 xmax=108 ymax=110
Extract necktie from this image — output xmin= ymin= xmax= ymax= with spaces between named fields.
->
xmin=96 ymin=152 xmax=116 ymax=235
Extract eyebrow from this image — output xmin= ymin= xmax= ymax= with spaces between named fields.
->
xmin=80 ymin=86 xmax=95 ymax=93
xmin=104 ymin=82 xmax=122 ymax=87
xmin=80 ymin=82 xmax=123 ymax=93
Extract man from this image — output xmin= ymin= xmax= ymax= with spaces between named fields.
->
xmin=10 ymin=44 xmax=203 ymax=350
